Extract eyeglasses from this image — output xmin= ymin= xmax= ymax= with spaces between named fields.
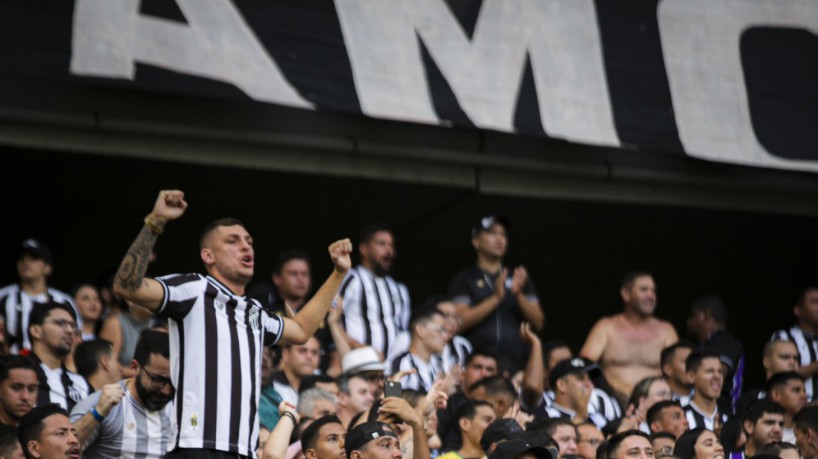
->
xmin=46 ymin=319 xmax=77 ymax=331
xmin=142 ymin=367 xmax=172 ymax=389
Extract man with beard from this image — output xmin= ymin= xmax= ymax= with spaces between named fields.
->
xmin=27 ymin=303 xmax=90 ymax=411
xmin=339 ymin=224 xmax=410 ymax=359
xmin=70 ymin=330 xmax=174 ymax=459
xmin=581 ymin=270 xmax=678 ymax=405
xmin=0 ymin=356 xmax=38 ymax=426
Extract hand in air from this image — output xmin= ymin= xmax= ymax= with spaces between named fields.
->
xmin=328 ymin=239 xmax=353 ymax=273
xmin=150 ymin=190 xmax=188 ymax=225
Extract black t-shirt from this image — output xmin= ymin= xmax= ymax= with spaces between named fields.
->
xmin=447 ymin=266 xmax=538 ymax=365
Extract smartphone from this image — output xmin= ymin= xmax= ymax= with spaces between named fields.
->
xmin=384 ymin=380 xmax=402 ymax=398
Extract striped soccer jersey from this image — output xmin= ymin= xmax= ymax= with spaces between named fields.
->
xmin=0 ymin=284 xmax=79 ymax=353
xmin=69 ymin=379 xmax=174 ymax=459
xmin=156 ymin=273 xmax=284 ymax=457
xmin=339 ymin=266 xmax=410 ymax=357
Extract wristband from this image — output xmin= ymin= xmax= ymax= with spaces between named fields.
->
xmin=144 ymin=215 xmax=164 ymax=235
xmin=91 ymin=407 xmax=105 ymax=422
xmin=281 ymin=412 xmax=298 ymax=424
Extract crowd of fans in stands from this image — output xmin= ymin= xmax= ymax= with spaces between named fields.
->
xmin=0 ymin=190 xmax=817 ymax=459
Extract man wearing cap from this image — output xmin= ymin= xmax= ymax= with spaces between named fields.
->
xmin=345 ymin=397 xmax=430 ymax=459
xmin=546 ymin=358 xmax=608 ymax=429
xmin=338 ymin=224 xmax=410 ymax=360
xmin=0 ymin=239 xmax=79 ymax=354
xmin=343 ymin=346 xmax=387 ymax=399
xmin=448 ymin=216 xmax=543 ymax=367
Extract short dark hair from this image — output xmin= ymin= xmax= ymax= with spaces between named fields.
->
xmin=274 ymin=250 xmax=310 ymax=275
xmin=621 ymin=270 xmax=652 ymax=290
xmin=0 ymin=424 xmax=19 ymax=458
xmin=133 ymin=330 xmax=170 ymax=366
xmin=647 ymin=400 xmax=683 ymax=427
xmin=29 ymin=302 xmax=77 ymax=326
xmin=300 ymin=415 xmax=343 ymax=450
xmin=743 ymin=399 xmax=785 ymax=425
xmin=410 ymin=308 xmax=442 ymax=335
xmin=525 ymin=418 xmax=578 ymax=438
xmin=27 ymin=301 xmax=76 ymax=337
xmin=73 ymin=340 xmax=114 ymax=379
xmin=685 ymin=349 xmax=721 ymax=373
xmin=650 ymin=432 xmax=676 ymax=445
xmin=18 ymin=404 xmax=68 ymax=459
xmin=766 ymin=371 xmax=804 ymax=394
xmin=359 ymin=223 xmax=392 ymax=245
xmin=199 ymin=218 xmax=245 ymax=249
xmin=794 ymin=406 xmax=818 ymax=433
xmin=299 ymin=374 xmax=337 ymax=395
xmin=0 ymin=355 xmax=38 ymax=383
xmin=465 ymin=348 xmax=499 ymax=368
xmin=607 ymin=430 xmax=651 ymax=459
xmin=691 ymin=295 xmax=728 ymax=325
xmin=454 ymin=400 xmax=493 ymax=426
xmin=468 ymin=375 xmax=517 ymax=400
xmin=660 ymin=341 xmax=695 ymax=370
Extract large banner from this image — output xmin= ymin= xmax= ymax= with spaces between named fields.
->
xmin=1 ymin=0 xmax=817 ymax=172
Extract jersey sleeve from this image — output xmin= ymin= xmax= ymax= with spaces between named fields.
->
xmin=262 ymin=309 xmax=285 ymax=346
xmin=154 ymin=273 xmax=204 ymax=321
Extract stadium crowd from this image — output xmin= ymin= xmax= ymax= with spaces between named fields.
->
xmin=0 ymin=189 xmax=816 ymax=459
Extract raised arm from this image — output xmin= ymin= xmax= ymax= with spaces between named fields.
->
xmin=281 ymin=239 xmax=352 ymax=344
xmin=112 ymin=190 xmax=188 ymax=311
xmin=519 ymin=322 xmax=544 ymax=409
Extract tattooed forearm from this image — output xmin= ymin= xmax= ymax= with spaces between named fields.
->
xmin=116 ymin=226 xmax=159 ymax=291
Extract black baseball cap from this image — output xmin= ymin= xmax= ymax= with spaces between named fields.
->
xmin=345 ymin=422 xmax=398 ymax=456
xmin=481 ymin=419 xmax=525 ymax=452
xmin=472 ymin=215 xmax=510 ymax=237
xmin=548 ymin=357 xmax=598 ymax=388
xmin=489 ymin=438 xmax=558 ymax=459
xmin=16 ymin=239 xmax=53 ymax=265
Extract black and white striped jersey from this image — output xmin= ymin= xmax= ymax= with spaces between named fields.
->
xmin=339 ymin=266 xmax=410 ymax=357
xmin=0 ymin=284 xmax=79 ymax=353
xmin=389 ymin=351 xmax=442 ymax=392
xmin=440 ymin=336 xmax=472 ymax=373
xmin=70 ymin=379 xmax=174 ymax=459
xmin=772 ymin=325 xmax=818 ymax=401
xmin=155 ymin=273 xmax=284 ymax=458
xmin=683 ymin=400 xmax=730 ymax=430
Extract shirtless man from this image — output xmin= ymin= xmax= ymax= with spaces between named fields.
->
xmin=580 ymin=270 xmax=678 ymax=404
